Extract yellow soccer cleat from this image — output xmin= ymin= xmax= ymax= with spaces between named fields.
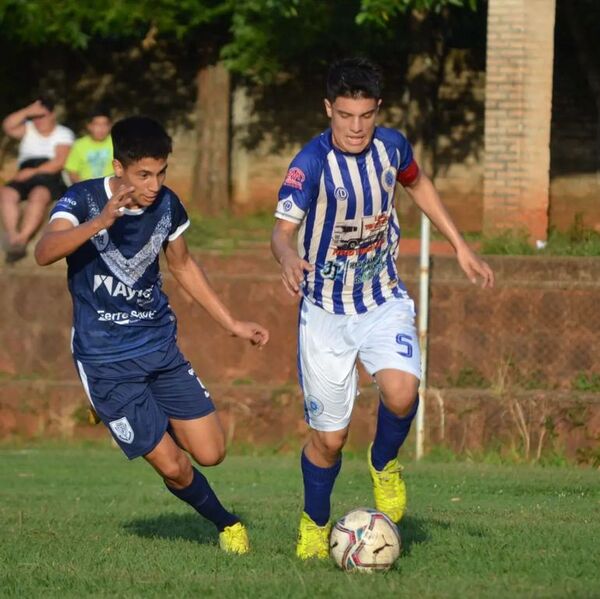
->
xmin=296 ymin=511 xmax=331 ymax=560
xmin=368 ymin=443 xmax=407 ymax=523
xmin=219 ymin=522 xmax=250 ymax=554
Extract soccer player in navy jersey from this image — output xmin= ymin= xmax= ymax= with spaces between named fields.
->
xmin=271 ymin=58 xmax=494 ymax=559
xmin=35 ymin=116 xmax=269 ymax=554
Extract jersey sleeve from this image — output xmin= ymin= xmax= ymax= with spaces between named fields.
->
xmin=167 ymin=193 xmax=190 ymax=241
xmin=394 ymin=131 xmax=420 ymax=187
xmin=49 ymin=187 xmax=88 ymax=227
xmin=275 ymin=149 xmax=322 ymax=224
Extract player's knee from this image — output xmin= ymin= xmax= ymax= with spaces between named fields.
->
xmin=316 ymin=430 xmax=347 ymax=458
xmin=382 ymin=391 xmax=418 ymax=418
xmin=160 ymin=454 xmax=193 ymax=486
xmin=194 ymin=443 xmax=226 ymax=467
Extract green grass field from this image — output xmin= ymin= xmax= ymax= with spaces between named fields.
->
xmin=1 ymin=443 xmax=599 ymax=598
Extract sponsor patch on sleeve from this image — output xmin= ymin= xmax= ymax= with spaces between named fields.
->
xmin=283 ymin=167 xmax=306 ymax=191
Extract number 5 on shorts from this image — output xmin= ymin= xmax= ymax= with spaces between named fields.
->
xmin=395 ymin=333 xmax=413 ymax=358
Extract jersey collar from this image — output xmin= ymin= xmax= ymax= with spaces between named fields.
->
xmin=104 ymin=177 xmax=146 ymax=216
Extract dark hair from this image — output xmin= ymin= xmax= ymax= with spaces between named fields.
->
xmin=326 ymin=57 xmax=383 ymax=102
xmin=111 ymin=116 xmax=172 ymax=167
xmin=87 ymin=104 xmax=111 ymax=121
xmin=38 ymin=96 xmax=56 ymax=112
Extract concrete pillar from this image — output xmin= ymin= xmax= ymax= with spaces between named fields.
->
xmin=483 ymin=0 xmax=556 ymax=242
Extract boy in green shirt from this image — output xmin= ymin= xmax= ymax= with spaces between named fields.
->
xmin=66 ymin=107 xmax=113 ymax=183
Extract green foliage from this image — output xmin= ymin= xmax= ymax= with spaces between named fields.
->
xmin=1 ymin=446 xmax=599 ymax=597
xmin=356 ymin=0 xmax=478 ymax=26
xmin=572 ymin=372 xmax=600 ymax=393
xmin=0 ymin=0 xmax=230 ymax=47
xmin=481 ymin=217 xmax=600 ymax=257
xmin=481 ymin=229 xmax=535 ymax=255
xmin=186 ymin=212 xmax=272 ymax=249
xmin=445 ymin=366 xmax=491 ymax=388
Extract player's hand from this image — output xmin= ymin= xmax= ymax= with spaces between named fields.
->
xmin=279 ymin=251 xmax=314 ymax=297
xmin=13 ymin=167 xmax=36 ymax=182
xmin=97 ymin=185 xmax=135 ymax=229
xmin=456 ymin=245 xmax=494 ymax=288
xmin=26 ymin=100 xmax=48 ymax=119
xmin=229 ymin=320 xmax=270 ymax=347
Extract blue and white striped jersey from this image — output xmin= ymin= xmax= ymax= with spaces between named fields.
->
xmin=275 ymin=126 xmax=420 ymax=314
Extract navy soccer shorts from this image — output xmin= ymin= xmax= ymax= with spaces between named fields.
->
xmin=74 ymin=339 xmax=215 ymax=459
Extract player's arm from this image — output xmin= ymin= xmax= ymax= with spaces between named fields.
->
xmin=164 ymin=235 xmax=269 ymax=346
xmin=2 ymin=101 xmax=45 ymax=139
xmin=404 ymin=172 xmax=494 ymax=288
xmin=34 ymin=185 xmax=134 ymax=266
xmin=271 ymin=218 xmax=314 ymax=297
xmin=13 ymin=144 xmax=71 ymax=182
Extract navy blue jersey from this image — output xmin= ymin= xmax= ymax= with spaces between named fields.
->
xmin=50 ymin=177 xmax=190 ymax=363
xmin=275 ymin=126 xmax=420 ymax=315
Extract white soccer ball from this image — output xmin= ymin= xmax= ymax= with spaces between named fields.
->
xmin=330 ymin=508 xmax=401 ymax=572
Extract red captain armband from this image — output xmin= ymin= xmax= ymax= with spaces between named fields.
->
xmin=396 ymin=159 xmax=420 ymax=186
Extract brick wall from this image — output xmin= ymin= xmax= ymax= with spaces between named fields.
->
xmin=483 ymin=0 xmax=556 ymax=241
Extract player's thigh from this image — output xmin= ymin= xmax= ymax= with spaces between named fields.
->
xmin=149 ymin=342 xmax=216 ymax=420
xmin=168 ymin=412 xmax=226 ymax=467
xmin=358 ymin=298 xmax=421 ymax=379
xmin=299 ymin=299 xmax=359 ymax=432
xmin=148 ymin=342 xmax=220 ymax=463
xmin=75 ymin=359 xmax=169 ymax=460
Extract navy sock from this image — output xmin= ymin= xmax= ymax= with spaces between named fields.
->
xmin=371 ymin=396 xmax=419 ymax=471
xmin=165 ymin=467 xmax=239 ymax=532
xmin=301 ymin=450 xmax=342 ymax=526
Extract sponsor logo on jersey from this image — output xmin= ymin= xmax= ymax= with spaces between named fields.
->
xmin=109 ymin=417 xmax=134 ymax=444
xmin=284 ymin=167 xmax=305 ymax=190
xmin=97 ymin=309 xmax=157 ymax=324
xmin=56 ymin=196 xmax=77 ymax=208
xmin=283 ymin=199 xmax=293 ymax=212
xmin=93 ymin=275 xmax=153 ymax=302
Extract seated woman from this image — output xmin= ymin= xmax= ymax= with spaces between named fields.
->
xmin=0 ymin=97 xmax=73 ymax=263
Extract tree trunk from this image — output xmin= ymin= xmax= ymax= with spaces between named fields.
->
xmin=191 ymin=62 xmax=231 ymax=216
xmin=405 ymin=10 xmax=448 ymax=178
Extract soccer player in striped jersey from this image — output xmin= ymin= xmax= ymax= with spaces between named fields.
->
xmin=35 ymin=116 xmax=269 ymax=554
xmin=271 ymin=58 xmax=494 ymax=559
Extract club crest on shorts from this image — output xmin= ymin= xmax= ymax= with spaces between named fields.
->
xmin=306 ymin=395 xmax=324 ymax=417
xmin=109 ymin=417 xmax=135 ymax=444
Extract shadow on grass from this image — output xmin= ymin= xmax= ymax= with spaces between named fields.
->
xmin=399 ymin=515 xmax=431 ymax=556
xmin=400 ymin=515 xmax=488 ymax=556
xmin=122 ymin=512 xmax=249 ymax=545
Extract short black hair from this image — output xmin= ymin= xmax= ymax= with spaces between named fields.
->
xmin=38 ymin=96 xmax=56 ymax=112
xmin=111 ymin=116 xmax=172 ymax=167
xmin=326 ymin=57 xmax=383 ymax=102
xmin=87 ymin=104 xmax=111 ymax=121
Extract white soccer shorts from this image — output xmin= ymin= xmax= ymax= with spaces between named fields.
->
xmin=298 ymin=297 xmax=421 ymax=431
